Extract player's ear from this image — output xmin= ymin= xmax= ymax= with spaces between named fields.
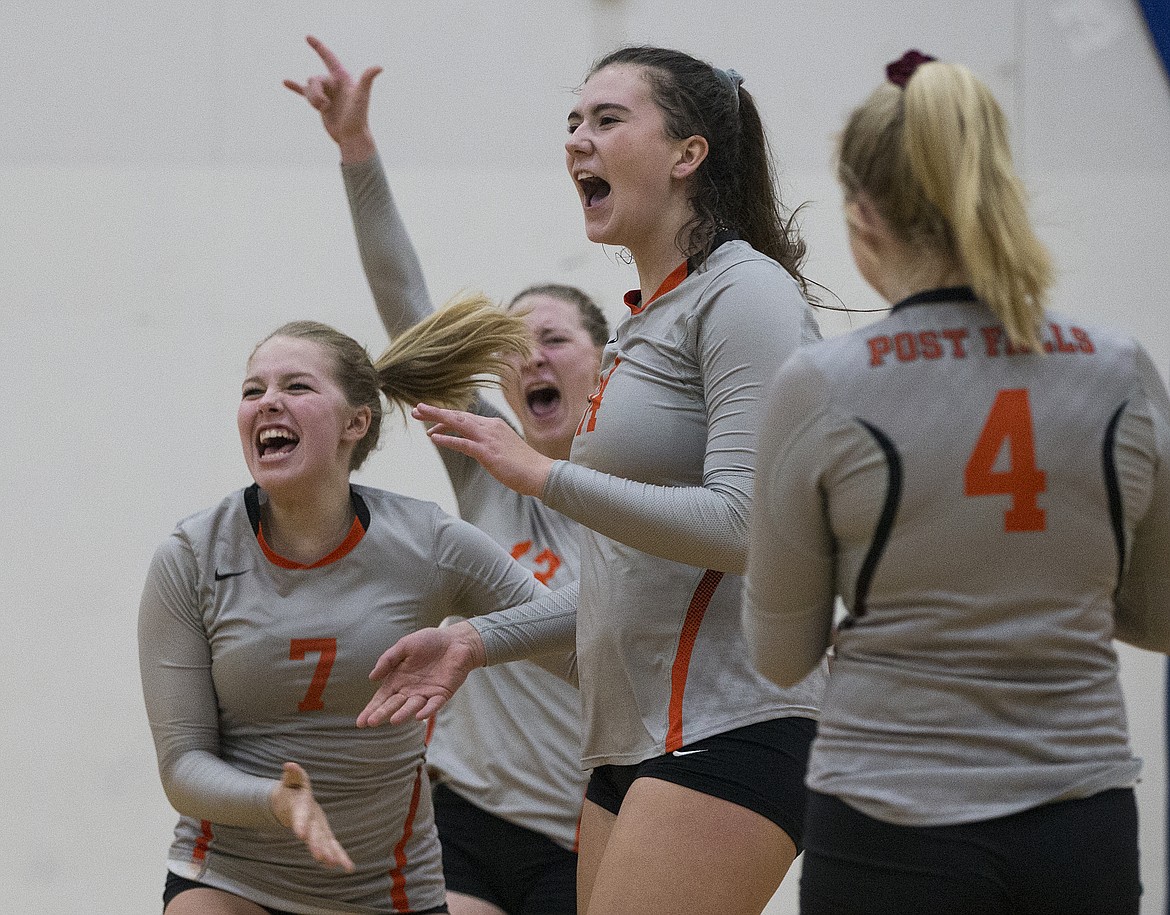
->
xmin=344 ymin=405 xmax=372 ymax=442
xmin=671 ymin=135 xmax=709 ymax=180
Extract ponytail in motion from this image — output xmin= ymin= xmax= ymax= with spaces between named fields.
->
xmin=838 ymin=58 xmax=1053 ymax=350
xmin=374 ymin=292 xmax=533 ymax=417
xmin=260 ymin=294 xmax=531 ymax=472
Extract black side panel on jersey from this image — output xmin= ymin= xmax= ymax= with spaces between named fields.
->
xmin=1101 ymin=402 xmax=1128 ymax=593
xmin=849 ymin=419 xmax=903 ymax=620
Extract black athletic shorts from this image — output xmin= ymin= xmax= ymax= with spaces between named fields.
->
xmin=800 ymin=787 xmax=1142 ymax=914
xmin=163 ymin=871 xmax=450 ymax=914
xmin=584 ymin=716 xmax=816 ymax=850
xmin=432 ymin=783 xmax=578 ymax=914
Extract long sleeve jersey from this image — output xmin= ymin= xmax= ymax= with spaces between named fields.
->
xmin=344 ymin=155 xmax=586 ymax=849
xmin=745 ymin=287 xmax=1170 ymax=827
xmin=139 ymin=484 xmax=540 ymax=913
xmin=472 ymin=240 xmax=827 ymax=768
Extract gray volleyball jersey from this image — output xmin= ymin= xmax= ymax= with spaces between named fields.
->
xmin=344 ymin=156 xmax=586 ymax=849
xmin=139 ymin=484 xmax=540 ymax=913
xmin=745 ymin=288 xmax=1170 ymax=827
xmin=475 ymin=240 xmax=826 ymax=768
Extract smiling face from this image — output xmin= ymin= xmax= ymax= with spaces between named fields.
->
xmin=238 ymin=335 xmax=370 ymax=496
xmin=565 ymin=63 xmax=701 ymax=262
xmin=500 ymin=294 xmax=604 ymax=461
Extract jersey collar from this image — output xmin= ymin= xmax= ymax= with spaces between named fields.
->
xmin=623 ymin=231 xmax=745 ymax=315
xmin=244 ymin=483 xmax=370 ymax=570
xmin=890 ymin=285 xmax=978 ymax=313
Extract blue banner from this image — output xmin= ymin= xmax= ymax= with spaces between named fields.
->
xmin=1139 ymin=0 xmax=1170 ymax=81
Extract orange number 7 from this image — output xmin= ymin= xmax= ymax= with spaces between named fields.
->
xmin=964 ymin=389 xmax=1047 ymax=532
xmin=290 ymin=638 xmax=337 ymax=712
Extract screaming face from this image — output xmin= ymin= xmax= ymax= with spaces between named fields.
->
xmin=501 ymin=294 xmax=604 ymax=462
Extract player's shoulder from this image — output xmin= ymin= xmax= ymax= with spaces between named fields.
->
xmin=352 ymin=483 xmax=447 ymax=527
xmin=698 ymin=240 xmax=805 ymax=302
xmin=171 ymin=487 xmax=249 ymax=542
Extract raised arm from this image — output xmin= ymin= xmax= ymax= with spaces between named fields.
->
xmin=138 ymin=536 xmax=353 ymax=871
xmin=285 ymin=35 xmax=434 ymax=336
xmin=284 ymin=34 xmax=381 ymax=165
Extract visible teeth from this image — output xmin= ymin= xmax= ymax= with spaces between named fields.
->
xmin=259 ymin=428 xmax=298 ymax=443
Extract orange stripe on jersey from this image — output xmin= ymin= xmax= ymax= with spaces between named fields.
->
xmin=258 ymin=515 xmax=366 ymax=570
xmin=576 ymin=357 xmax=622 ymax=436
xmin=626 ymin=260 xmax=689 ymax=315
xmin=665 ymin=569 xmax=724 ymax=752
xmin=192 ymin=819 xmax=214 ymax=862
xmin=389 ymin=764 xmax=425 ymax=912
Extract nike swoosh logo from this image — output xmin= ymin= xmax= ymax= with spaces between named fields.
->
xmin=214 ymin=569 xmax=250 ymax=581
xmin=671 ymin=749 xmax=708 ymax=756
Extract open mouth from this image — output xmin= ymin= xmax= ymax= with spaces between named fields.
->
xmin=258 ymin=426 xmax=300 ymax=458
xmin=526 ymin=385 xmax=562 ymax=419
xmin=579 ymin=175 xmax=611 ymax=208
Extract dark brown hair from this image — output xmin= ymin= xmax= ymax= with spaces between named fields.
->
xmin=589 ymin=46 xmax=809 ymax=297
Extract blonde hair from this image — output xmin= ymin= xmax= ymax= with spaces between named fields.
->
xmin=259 ymin=294 xmax=530 ymax=471
xmin=838 ymin=61 xmax=1052 ymax=350
xmin=375 ymin=291 xmax=532 ymax=416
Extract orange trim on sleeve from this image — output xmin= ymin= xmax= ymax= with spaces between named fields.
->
xmin=388 ymin=764 xmax=425 ymax=912
xmin=258 ymin=515 xmax=366 ymax=570
xmin=665 ymin=569 xmax=724 ymax=752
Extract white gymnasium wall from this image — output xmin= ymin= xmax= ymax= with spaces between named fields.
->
xmin=1 ymin=2 xmax=1166 ymax=911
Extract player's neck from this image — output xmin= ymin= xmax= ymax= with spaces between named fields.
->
xmin=262 ymin=480 xmax=355 ymax=565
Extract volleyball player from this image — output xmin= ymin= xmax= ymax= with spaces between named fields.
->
xmin=140 ymin=303 xmax=554 ymax=914
xmin=286 ymin=36 xmax=608 ymax=915
xmin=744 ymin=51 xmax=1170 ymax=914
xmin=357 ymin=47 xmax=826 ymax=915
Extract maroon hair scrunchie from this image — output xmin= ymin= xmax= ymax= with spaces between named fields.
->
xmin=886 ymin=49 xmax=937 ymax=88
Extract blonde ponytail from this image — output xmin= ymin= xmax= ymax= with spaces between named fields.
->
xmin=374 ymin=292 xmax=532 ymax=414
xmin=838 ymin=60 xmax=1053 ymax=351
xmin=903 ymin=63 xmax=1052 ymax=350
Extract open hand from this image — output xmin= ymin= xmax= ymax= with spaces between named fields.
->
xmin=271 ymin=762 xmax=355 ymax=873
xmin=358 ymin=622 xmax=486 ymax=727
xmin=284 ymin=35 xmax=381 ymax=163
xmin=412 ymin=403 xmax=555 ymax=498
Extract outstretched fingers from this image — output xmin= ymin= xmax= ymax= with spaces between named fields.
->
xmin=305 ymin=34 xmax=348 ymax=79
xmin=360 ymin=689 xmax=442 ymax=727
xmin=277 ymin=763 xmax=355 ymax=873
xmin=413 ymin=402 xmax=553 ymax=498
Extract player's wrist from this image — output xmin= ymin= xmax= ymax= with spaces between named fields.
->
xmin=449 ymin=620 xmax=487 ymax=670
xmin=338 ymin=130 xmax=377 ymax=165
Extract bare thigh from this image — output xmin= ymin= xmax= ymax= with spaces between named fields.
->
xmin=446 ymin=890 xmax=508 ymax=915
xmin=165 ymin=887 xmax=273 ymax=915
xmin=576 ymin=798 xmax=618 ymax=914
xmin=583 ymin=776 xmax=797 ymax=915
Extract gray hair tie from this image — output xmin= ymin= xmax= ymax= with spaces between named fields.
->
xmin=715 ymin=67 xmax=744 ymax=114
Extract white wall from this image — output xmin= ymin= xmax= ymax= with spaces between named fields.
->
xmin=2 ymin=1 xmax=1167 ymax=911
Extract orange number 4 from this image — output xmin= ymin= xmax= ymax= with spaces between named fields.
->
xmin=290 ymin=638 xmax=337 ymax=712
xmin=964 ymin=389 xmax=1047 ymax=532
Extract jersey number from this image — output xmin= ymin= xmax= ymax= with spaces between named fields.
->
xmin=511 ymin=540 xmax=562 ymax=585
xmin=964 ymin=388 xmax=1047 ymax=532
xmin=290 ymin=638 xmax=337 ymax=712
